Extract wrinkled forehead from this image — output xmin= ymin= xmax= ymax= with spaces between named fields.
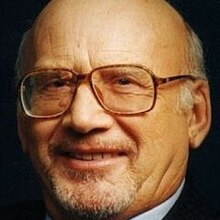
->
xmin=21 ymin=0 xmax=189 ymax=75
xmin=32 ymin=0 xmax=187 ymax=44
xmin=32 ymin=0 xmax=154 ymax=48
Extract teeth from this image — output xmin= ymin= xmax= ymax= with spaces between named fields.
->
xmin=70 ymin=153 xmax=117 ymax=161
xmin=82 ymin=154 xmax=93 ymax=161
xmin=102 ymin=153 xmax=112 ymax=159
xmin=92 ymin=153 xmax=103 ymax=160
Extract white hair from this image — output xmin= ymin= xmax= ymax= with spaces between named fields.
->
xmin=177 ymin=23 xmax=208 ymax=112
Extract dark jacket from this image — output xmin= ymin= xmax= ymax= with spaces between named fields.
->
xmin=163 ymin=182 xmax=219 ymax=220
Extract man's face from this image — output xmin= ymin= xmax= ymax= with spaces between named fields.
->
xmin=18 ymin=0 xmax=193 ymax=219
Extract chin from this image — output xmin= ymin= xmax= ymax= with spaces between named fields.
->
xmin=41 ymin=161 xmax=140 ymax=220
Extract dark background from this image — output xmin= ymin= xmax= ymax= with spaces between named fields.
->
xmin=0 ymin=0 xmax=220 ymax=212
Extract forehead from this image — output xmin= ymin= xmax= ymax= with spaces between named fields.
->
xmin=22 ymin=0 xmax=189 ymax=75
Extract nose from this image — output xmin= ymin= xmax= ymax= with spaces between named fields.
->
xmin=61 ymin=83 xmax=114 ymax=134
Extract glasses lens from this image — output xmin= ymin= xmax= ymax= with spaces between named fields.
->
xmin=20 ymin=70 xmax=75 ymax=117
xmin=92 ymin=66 xmax=155 ymax=114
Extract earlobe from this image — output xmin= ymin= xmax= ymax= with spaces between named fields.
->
xmin=188 ymin=79 xmax=211 ymax=149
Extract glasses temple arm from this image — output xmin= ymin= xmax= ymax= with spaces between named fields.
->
xmin=154 ymin=75 xmax=197 ymax=86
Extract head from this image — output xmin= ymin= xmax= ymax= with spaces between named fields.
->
xmin=16 ymin=0 xmax=211 ymax=219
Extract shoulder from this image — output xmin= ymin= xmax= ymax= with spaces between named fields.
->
xmin=0 ymin=200 xmax=46 ymax=220
xmin=164 ymin=182 xmax=220 ymax=220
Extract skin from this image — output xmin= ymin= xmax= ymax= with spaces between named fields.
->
xmin=17 ymin=0 xmax=211 ymax=219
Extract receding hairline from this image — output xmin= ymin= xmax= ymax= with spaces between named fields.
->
xmin=15 ymin=0 xmax=206 ymax=80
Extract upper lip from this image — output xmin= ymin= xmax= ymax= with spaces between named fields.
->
xmin=57 ymin=148 xmax=127 ymax=156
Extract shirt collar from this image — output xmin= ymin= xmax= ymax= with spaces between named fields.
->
xmin=45 ymin=180 xmax=185 ymax=220
xmin=131 ymin=179 xmax=185 ymax=220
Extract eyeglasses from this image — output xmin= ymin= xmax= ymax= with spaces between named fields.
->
xmin=18 ymin=64 xmax=196 ymax=118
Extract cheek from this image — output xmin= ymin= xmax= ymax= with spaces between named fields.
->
xmin=32 ymin=120 xmax=60 ymax=143
xmin=18 ymin=115 xmax=61 ymax=154
xmin=18 ymin=117 xmax=63 ymax=175
xmin=116 ymin=107 xmax=189 ymax=179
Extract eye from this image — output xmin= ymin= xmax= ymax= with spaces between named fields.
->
xmin=116 ymin=77 xmax=133 ymax=85
xmin=111 ymin=74 xmax=142 ymax=88
xmin=39 ymin=77 xmax=73 ymax=94
xmin=47 ymin=78 xmax=67 ymax=88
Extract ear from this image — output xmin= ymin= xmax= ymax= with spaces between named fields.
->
xmin=188 ymin=79 xmax=211 ymax=149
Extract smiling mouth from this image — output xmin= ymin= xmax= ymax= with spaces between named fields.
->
xmin=52 ymin=144 xmax=130 ymax=171
xmin=59 ymin=151 xmax=126 ymax=161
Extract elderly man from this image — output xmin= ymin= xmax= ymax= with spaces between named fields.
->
xmin=1 ymin=0 xmax=218 ymax=219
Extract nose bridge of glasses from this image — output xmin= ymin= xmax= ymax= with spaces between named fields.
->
xmin=73 ymin=72 xmax=98 ymax=105
xmin=75 ymin=72 xmax=93 ymax=85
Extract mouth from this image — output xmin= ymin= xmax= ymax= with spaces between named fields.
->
xmin=59 ymin=150 xmax=126 ymax=161
xmin=54 ymin=147 xmax=129 ymax=170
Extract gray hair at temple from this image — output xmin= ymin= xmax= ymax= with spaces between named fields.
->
xmin=15 ymin=21 xmax=207 ymax=112
xmin=175 ymin=23 xmax=208 ymax=112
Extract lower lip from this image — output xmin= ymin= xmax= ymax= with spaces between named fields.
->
xmin=57 ymin=155 xmax=128 ymax=171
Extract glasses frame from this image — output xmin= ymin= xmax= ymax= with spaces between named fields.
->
xmin=18 ymin=64 xmax=197 ymax=118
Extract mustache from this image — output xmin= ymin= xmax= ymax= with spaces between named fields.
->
xmin=49 ymin=135 xmax=137 ymax=155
